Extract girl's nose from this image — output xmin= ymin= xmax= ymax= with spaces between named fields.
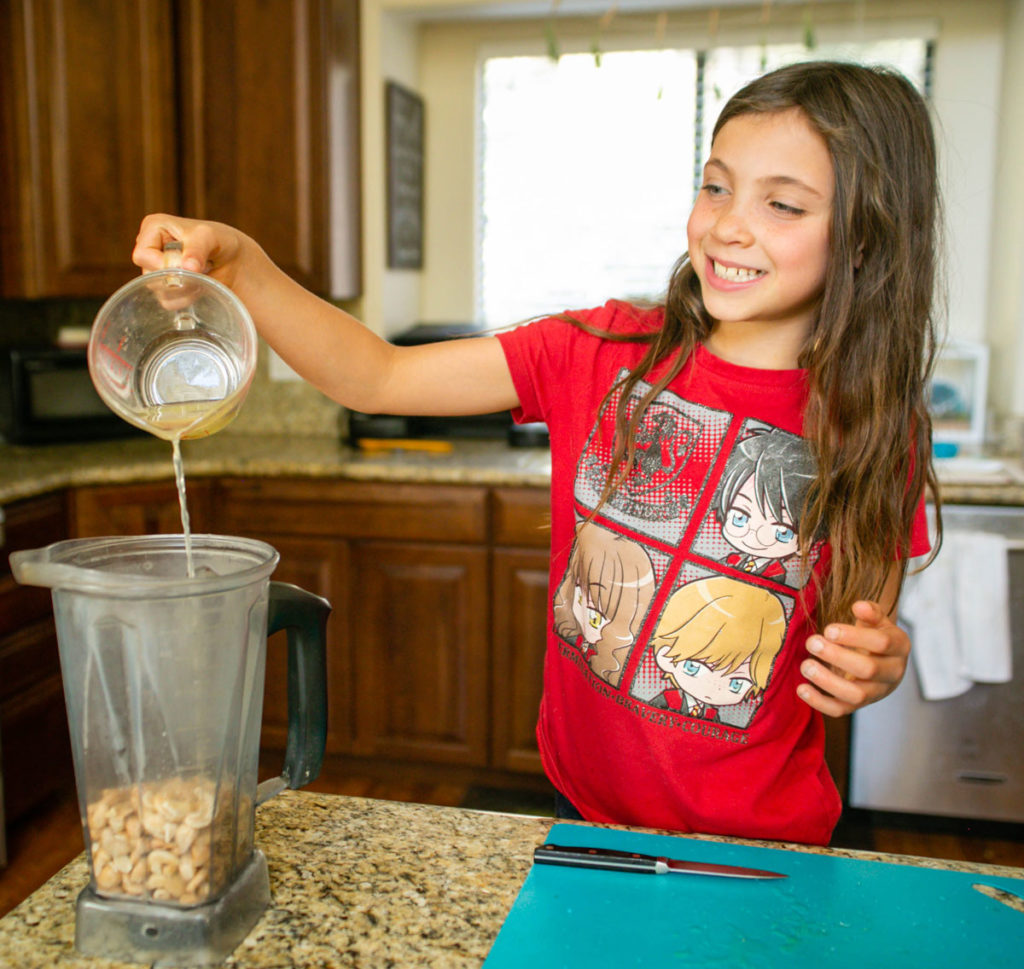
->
xmin=711 ymin=201 xmax=755 ymax=246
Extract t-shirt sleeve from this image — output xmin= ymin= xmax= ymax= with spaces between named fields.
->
xmin=495 ymin=307 xmax=605 ymax=425
xmin=495 ymin=319 xmax=556 ymax=426
xmin=496 ymin=301 xmax=654 ymax=425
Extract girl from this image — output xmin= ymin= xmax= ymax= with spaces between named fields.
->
xmin=132 ymin=60 xmax=940 ymax=845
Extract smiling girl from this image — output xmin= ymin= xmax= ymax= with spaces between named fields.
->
xmin=131 ymin=60 xmax=941 ymax=844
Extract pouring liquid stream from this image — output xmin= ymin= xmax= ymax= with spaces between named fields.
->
xmin=171 ymin=436 xmax=194 ymax=577
xmin=140 ymin=400 xmax=238 ymax=578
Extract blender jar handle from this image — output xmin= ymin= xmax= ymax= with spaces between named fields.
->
xmin=256 ymin=581 xmax=331 ymax=805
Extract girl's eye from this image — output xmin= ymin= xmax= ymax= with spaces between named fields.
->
xmin=728 ymin=677 xmax=750 ymax=694
xmin=682 ymin=660 xmax=702 ymax=677
xmin=702 ymin=182 xmax=727 ymax=197
xmin=587 ymin=608 xmax=605 ymax=630
xmin=774 ymin=525 xmax=795 ymax=543
xmin=770 ymin=200 xmax=805 ymax=216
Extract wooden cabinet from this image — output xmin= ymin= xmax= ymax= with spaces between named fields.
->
xmin=70 ymin=480 xmax=213 ymax=537
xmin=0 ymin=494 xmax=73 ymax=827
xmin=351 ymin=541 xmax=489 ymax=765
xmin=491 ymin=489 xmax=551 ymax=775
xmin=216 ymin=478 xmax=493 ymax=770
xmin=260 ymin=534 xmax=351 ymax=758
xmin=0 ymin=0 xmax=178 ymax=297
xmin=0 ymin=0 xmax=360 ymax=300
xmin=178 ymin=0 xmax=361 ymax=296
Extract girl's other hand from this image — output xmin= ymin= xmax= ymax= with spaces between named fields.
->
xmin=797 ymin=599 xmax=911 ymax=717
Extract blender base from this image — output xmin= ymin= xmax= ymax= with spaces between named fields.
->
xmin=74 ymin=849 xmax=270 ymax=967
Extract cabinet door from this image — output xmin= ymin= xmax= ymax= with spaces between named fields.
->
xmin=350 ymin=541 xmax=489 ymax=766
xmin=256 ymin=535 xmax=352 ymax=758
xmin=491 ymin=548 xmax=549 ymax=774
xmin=71 ymin=481 xmax=212 ymax=537
xmin=0 ymin=0 xmax=178 ymax=297
xmin=177 ymin=0 xmax=361 ymax=297
xmin=0 ymin=494 xmax=73 ymax=825
xmin=0 ymin=630 xmax=71 ymax=824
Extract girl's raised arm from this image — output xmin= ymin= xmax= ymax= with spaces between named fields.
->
xmin=132 ymin=214 xmax=520 ymax=418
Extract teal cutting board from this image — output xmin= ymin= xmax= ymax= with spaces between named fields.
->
xmin=484 ymin=823 xmax=1024 ymax=968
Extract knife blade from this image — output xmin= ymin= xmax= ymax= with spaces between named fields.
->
xmin=533 ymin=843 xmax=787 ymax=880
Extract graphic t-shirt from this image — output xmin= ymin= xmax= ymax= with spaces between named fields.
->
xmin=497 ymin=301 xmax=929 ymax=845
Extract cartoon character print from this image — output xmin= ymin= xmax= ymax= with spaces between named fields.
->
xmin=649 ymin=576 xmax=786 ymax=723
xmin=713 ymin=427 xmax=817 ymax=586
xmin=562 ymin=388 xmax=820 ymax=731
xmin=553 ymin=521 xmax=656 ymax=688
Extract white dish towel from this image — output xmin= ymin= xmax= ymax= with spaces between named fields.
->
xmin=899 ymin=529 xmax=1013 ymax=700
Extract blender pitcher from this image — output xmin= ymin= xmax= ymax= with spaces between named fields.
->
xmin=10 ymin=533 xmax=329 ymax=967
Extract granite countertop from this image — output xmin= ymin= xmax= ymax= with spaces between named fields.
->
xmin=1 ymin=791 xmax=1021 ymax=968
xmin=2 ymin=433 xmax=1023 ymax=508
xmin=0 ymin=435 xmax=554 ymax=505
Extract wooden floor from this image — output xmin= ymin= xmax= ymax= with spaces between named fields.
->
xmin=3 ymin=775 xmax=1023 ymax=919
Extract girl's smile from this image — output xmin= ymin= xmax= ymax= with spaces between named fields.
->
xmin=708 ymin=257 xmax=767 ymax=287
xmin=687 ymin=107 xmax=834 ymax=367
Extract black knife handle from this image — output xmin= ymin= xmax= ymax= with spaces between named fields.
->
xmin=534 ymin=843 xmax=662 ymax=874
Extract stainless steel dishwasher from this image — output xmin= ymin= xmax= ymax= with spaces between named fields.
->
xmin=850 ymin=503 xmax=1024 ymax=822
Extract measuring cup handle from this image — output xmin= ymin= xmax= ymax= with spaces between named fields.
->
xmin=162 ymin=239 xmax=184 ymax=269
xmin=256 ymin=581 xmax=330 ymax=805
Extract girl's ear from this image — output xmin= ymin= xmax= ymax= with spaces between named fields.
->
xmin=854 ymin=242 xmax=865 ymax=269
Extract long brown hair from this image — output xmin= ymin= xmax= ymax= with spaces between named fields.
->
xmin=581 ymin=61 xmax=942 ymax=624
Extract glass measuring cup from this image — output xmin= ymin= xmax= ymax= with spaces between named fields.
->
xmin=88 ymin=244 xmax=258 ymax=440
xmin=10 ymin=533 xmax=329 ymax=966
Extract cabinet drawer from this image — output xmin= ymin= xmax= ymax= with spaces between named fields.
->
xmin=492 ymin=488 xmax=551 ymax=548
xmin=218 ymin=479 xmax=488 ymax=543
xmin=71 ymin=481 xmax=213 ymax=537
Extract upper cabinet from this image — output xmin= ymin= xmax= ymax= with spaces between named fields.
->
xmin=0 ymin=1 xmax=179 ymax=298
xmin=0 ymin=0 xmax=360 ymax=301
xmin=177 ymin=0 xmax=361 ymax=298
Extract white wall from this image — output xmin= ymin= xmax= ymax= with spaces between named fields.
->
xmin=988 ymin=0 xmax=1024 ymax=424
xmin=359 ymin=0 xmax=423 ymax=333
xmin=360 ymin=0 xmax=1023 ymax=430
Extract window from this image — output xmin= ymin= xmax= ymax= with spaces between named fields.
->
xmin=478 ymin=49 xmax=697 ymax=325
xmin=477 ymin=37 xmax=930 ymax=327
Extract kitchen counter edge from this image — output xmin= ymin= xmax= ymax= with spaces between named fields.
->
xmin=2 ymin=434 xmax=1021 ymax=507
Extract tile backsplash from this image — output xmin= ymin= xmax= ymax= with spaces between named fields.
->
xmin=230 ymin=339 xmax=344 ymax=438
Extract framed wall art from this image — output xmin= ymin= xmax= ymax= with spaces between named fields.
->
xmin=929 ymin=340 xmax=989 ymax=446
xmin=385 ymin=81 xmax=424 ymax=270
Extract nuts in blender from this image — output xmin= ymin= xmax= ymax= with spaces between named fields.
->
xmin=86 ymin=777 xmax=220 ymax=906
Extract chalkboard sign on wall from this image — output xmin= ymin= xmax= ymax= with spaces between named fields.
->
xmin=386 ymin=81 xmax=424 ymax=270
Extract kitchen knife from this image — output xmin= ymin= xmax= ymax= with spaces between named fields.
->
xmin=533 ymin=843 xmax=787 ymax=880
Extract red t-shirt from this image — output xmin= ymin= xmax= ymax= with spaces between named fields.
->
xmin=497 ymin=301 xmax=929 ymax=845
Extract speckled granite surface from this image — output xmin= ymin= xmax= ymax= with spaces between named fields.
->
xmin=0 ymin=435 xmax=553 ymax=505
xmin=1 ymin=791 xmax=1021 ymax=968
xmin=1 ymin=434 xmax=1021 ymax=508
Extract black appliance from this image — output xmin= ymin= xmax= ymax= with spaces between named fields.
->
xmin=347 ymin=323 xmax=549 ymax=447
xmin=0 ymin=347 xmax=141 ymax=445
